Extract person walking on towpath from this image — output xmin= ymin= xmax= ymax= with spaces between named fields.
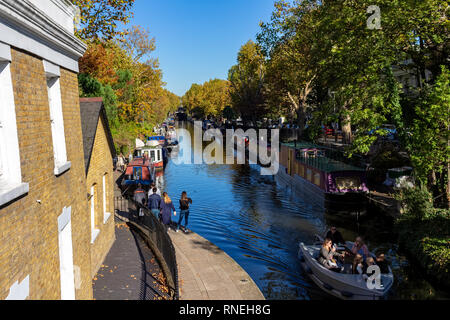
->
xmin=133 ymin=184 xmax=147 ymax=220
xmin=177 ymin=191 xmax=192 ymax=233
xmin=160 ymin=192 xmax=176 ymax=232
xmin=117 ymin=153 xmax=125 ymax=172
xmin=151 ymin=183 xmax=161 ymax=196
xmin=148 ymin=187 xmax=161 ymax=219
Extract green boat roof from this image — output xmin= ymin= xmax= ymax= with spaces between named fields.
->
xmin=281 ymin=142 xmax=365 ymax=173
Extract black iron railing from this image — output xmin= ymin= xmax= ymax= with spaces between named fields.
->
xmin=114 ymin=196 xmax=179 ymax=300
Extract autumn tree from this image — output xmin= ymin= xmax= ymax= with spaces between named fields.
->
xmin=182 ymin=80 xmax=231 ymax=118
xmin=182 ymin=83 xmax=205 ymax=116
xmin=79 ymin=42 xmax=119 ymax=85
xmin=78 ymin=26 xmax=179 ymax=149
xmin=73 ymin=0 xmax=136 ymax=41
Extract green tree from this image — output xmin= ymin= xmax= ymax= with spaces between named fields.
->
xmin=407 ymin=66 xmax=450 ymax=204
xmin=228 ymin=40 xmax=267 ymax=121
xmin=258 ymin=0 xmax=320 ymax=135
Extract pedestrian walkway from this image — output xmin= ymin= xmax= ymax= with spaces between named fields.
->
xmin=169 ymin=230 xmax=265 ymax=300
xmin=112 ymin=169 xmax=264 ymax=301
xmin=93 ymin=217 xmax=171 ymax=300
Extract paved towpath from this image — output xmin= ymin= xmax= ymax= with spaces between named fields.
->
xmin=113 ymin=170 xmax=264 ymax=300
xmin=168 ymin=230 xmax=265 ymax=300
xmin=93 ymin=217 xmax=170 ymax=300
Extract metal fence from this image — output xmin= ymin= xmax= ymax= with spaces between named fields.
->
xmin=114 ymin=196 xmax=179 ymax=300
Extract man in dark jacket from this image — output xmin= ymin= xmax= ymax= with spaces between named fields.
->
xmin=133 ymin=184 xmax=147 ymax=204
xmin=326 ymin=227 xmax=345 ymax=246
xmin=375 ymin=252 xmax=390 ymax=274
xmin=148 ymin=187 xmax=162 ymax=219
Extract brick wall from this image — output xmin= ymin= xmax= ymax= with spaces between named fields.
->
xmin=86 ymin=115 xmax=115 ymax=278
xmin=0 ymin=48 xmax=92 ymax=300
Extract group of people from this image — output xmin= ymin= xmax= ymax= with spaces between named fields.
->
xmin=115 ymin=153 xmax=134 ymax=172
xmin=134 ymin=183 xmax=193 ymax=233
xmin=318 ymin=227 xmax=390 ymax=277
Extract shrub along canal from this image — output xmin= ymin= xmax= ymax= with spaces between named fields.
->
xmin=159 ymin=122 xmax=448 ymax=300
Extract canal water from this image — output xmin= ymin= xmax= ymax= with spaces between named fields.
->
xmin=159 ymin=122 xmax=448 ymax=300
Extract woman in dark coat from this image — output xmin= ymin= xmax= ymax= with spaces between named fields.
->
xmin=160 ymin=192 xmax=176 ymax=231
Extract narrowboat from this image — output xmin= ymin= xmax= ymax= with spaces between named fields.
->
xmin=275 ymin=142 xmax=369 ymax=214
xmin=120 ymin=158 xmax=155 ymax=195
xmin=135 ymin=140 xmax=166 ymax=171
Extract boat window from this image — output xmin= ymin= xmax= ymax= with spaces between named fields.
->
xmin=314 ymin=173 xmax=321 ymax=186
xmin=298 ymin=164 xmax=305 ymax=178
xmin=133 ymin=167 xmax=142 ymax=181
xmin=306 ymin=169 xmax=312 ymax=182
xmin=150 ymin=150 xmax=155 ymax=161
xmin=336 ymin=177 xmax=361 ymax=190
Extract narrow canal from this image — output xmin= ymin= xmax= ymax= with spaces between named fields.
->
xmin=160 ymin=122 xmax=448 ymax=300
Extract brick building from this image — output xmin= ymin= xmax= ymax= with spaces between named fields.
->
xmin=0 ymin=0 xmax=103 ymax=300
xmin=79 ymin=98 xmax=116 ymax=278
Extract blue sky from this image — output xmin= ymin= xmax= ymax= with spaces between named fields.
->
xmin=130 ymin=0 xmax=276 ymax=97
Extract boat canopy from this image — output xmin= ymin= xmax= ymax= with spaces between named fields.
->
xmin=146 ymin=140 xmax=160 ymax=147
xmin=136 ymin=138 xmax=145 ymax=148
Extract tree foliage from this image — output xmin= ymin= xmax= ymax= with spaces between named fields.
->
xmin=79 ymin=35 xmax=179 ymax=151
xmin=234 ymin=0 xmax=449 ymax=199
xmin=182 ymin=79 xmax=231 ymax=118
xmin=228 ymin=40 xmax=267 ymax=121
xmin=73 ymin=0 xmax=136 ymax=41
xmin=407 ymin=66 xmax=450 ymax=185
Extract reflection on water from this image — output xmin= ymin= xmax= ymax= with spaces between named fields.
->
xmin=161 ymin=122 xmax=448 ymax=300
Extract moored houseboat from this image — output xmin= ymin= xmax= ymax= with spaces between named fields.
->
xmin=135 ymin=140 xmax=166 ymax=171
xmin=120 ymin=157 xmax=155 ymax=196
xmin=275 ymin=142 xmax=369 ymax=214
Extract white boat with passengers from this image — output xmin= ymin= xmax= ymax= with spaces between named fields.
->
xmin=298 ymin=239 xmax=394 ymax=300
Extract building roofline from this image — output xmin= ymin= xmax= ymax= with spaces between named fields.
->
xmin=79 ymin=97 xmax=117 ymax=175
xmin=0 ymin=0 xmax=86 ymax=72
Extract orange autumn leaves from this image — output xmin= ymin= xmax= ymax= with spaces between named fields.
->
xmin=79 ymin=26 xmax=179 ymax=138
xmin=79 ymin=42 xmax=117 ymax=85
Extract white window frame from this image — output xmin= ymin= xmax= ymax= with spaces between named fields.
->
xmin=90 ymin=185 xmax=100 ymax=243
xmin=0 ymin=42 xmax=29 ymax=207
xmin=44 ymin=60 xmax=71 ymax=176
xmin=58 ymin=206 xmax=76 ymax=300
xmin=102 ymin=173 xmax=111 ymax=224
